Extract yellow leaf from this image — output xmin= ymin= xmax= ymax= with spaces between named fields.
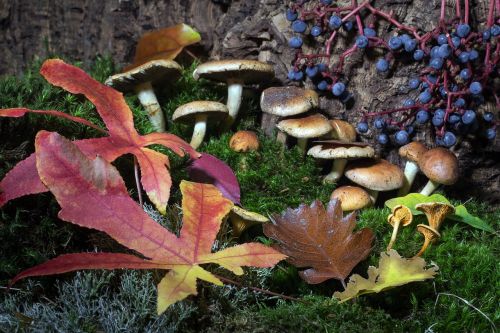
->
xmin=333 ymin=250 xmax=438 ymax=303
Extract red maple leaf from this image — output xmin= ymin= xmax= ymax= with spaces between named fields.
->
xmin=0 ymin=59 xmax=198 ymax=213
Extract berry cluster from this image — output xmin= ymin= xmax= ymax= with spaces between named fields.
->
xmin=286 ymin=0 xmax=500 ymax=146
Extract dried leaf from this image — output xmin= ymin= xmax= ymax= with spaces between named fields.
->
xmin=333 ymin=250 xmax=439 ymax=303
xmin=188 ymin=153 xmax=241 ymax=204
xmin=263 ymin=200 xmax=374 ymax=284
xmin=11 ymin=132 xmax=285 ymax=314
xmin=128 ymin=24 xmax=201 ymax=69
xmin=0 ymin=59 xmax=199 ymax=214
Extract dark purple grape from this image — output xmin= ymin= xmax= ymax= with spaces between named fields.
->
xmin=403 ymin=99 xmax=415 ymax=107
xmin=419 ymin=90 xmax=432 ymax=103
xmin=430 ymin=57 xmax=444 ymax=69
xmin=408 ymin=77 xmax=420 ymax=90
xmin=454 ymin=98 xmax=465 ymax=108
xmin=363 ymin=27 xmax=376 ymax=37
xmin=286 ymin=9 xmax=298 ymax=21
xmin=317 ymin=80 xmax=328 ymax=91
xmin=435 ymin=109 xmax=446 ymax=118
xmin=374 ymin=117 xmax=386 ymax=129
xmin=469 ymin=82 xmax=482 ymax=95
xmin=442 ymin=131 xmax=457 ymax=147
xmin=432 ymin=114 xmax=444 ymax=126
xmin=437 ymin=34 xmax=447 ymax=45
xmin=329 ymin=15 xmax=342 ymax=29
xmin=459 ymin=68 xmax=471 ymax=80
xmin=376 ymin=58 xmax=389 ymax=72
xmin=458 ymin=52 xmax=470 ymax=63
xmin=462 ymin=109 xmax=476 ymax=124
xmin=413 ymin=49 xmax=424 ymax=61
xmin=292 ymin=20 xmax=307 ymax=33
xmin=289 ymin=36 xmax=303 ymax=48
xmin=377 ymin=133 xmax=389 ymax=145
xmin=469 ymin=49 xmax=479 ymax=61
xmin=486 ymin=128 xmax=496 ymax=140
xmin=483 ymin=112 xmax=494 ymax=122
xmin=416 ymin=110 xmax=430 ymax=124
xmin=311 ymin=26 xmax=322 ymax=37
xmin=395 ymin=130 xmax=410 ymax=145
xmin=448 ymin=113 xmax=461 ymax=124
xmin=332 ymin=82 xmax=346 ymax=96
xmin=437 ymin=44 xmax=451 ymax=58
xmin=451 ymin=36 xmax=461 ymax=47
xmin=306 ymin=65 xmax=319 ymax=78
xmin=355 ymin=35 xmax=369 ymax=48
xmin=321 ymin=0 xmax=333 ymax=4
xmin=357 ymin=121 xmax=369 ymax=133
xmin=404 ymin=39 xmax=417 ymax=52
xmin=456 ymin=24 xmax=471 ymax=38
xmin=482 ymin=29 xmax=491 ymax=41
xmin=388 ymin=36 xmax=402 ymax=50
xmin=492 ymin=24 xmax=500 ymax=37
xmin=343 ymin=21 xmax=354 ymax=31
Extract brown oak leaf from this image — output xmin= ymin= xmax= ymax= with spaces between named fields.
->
xmin=263 ymin=199 xmax=374 ymax=284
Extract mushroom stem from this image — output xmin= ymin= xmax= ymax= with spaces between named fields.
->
xmin=135 ymin=81 xmax=166 ymax=132
xmin=420 ymin=180 xmax=439 ymax=196
xmin=414 ymin=236 xmax=432 ymax=257
xmin=398 ymin=161 xmax=419 ymax=196
xmin=297 ymin=138 xmax=308 ymax=155
xmin=324 ymin=159 xmax=348 ymax=184
xmin=386 ymin=221 xmax=401 ymax=251
xmin=366 ymin=189 xmax=379 ymax=204
xmin=224 ymin=79 xmax=244 ymax=130
xmin=190 ymin=114 xmax=208 ymax=149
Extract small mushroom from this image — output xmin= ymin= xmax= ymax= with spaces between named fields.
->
xmin=106 ymin=59 xmax=182 ymax=132
xmin=193 ymin=60 xmax=275 ymax=129
xmin=229 ymin=206 xmax=269 ymax=237
xmin=397 ymin=142 xmax=428 ymax=196
xmin=414 ymin=202 xmax=455 ymax=257
xmin=418 ymin=148 xmax=459 ymax=196
xmin=276 ymin=114 xmax=332 ymax=154
xmin=327 ymin=119 xmax=357 ymax=142
xmin=386 ymin=205 xmax=413 ymax=251
xmin=307 ymin=140 xmax=375 ymax=184
xmin=345 ymin=159 xmax=404 ymax=203
xmin=229 ymin=130 xmax=260 ymax=152
xmin=172 ymin=101 xmax=228 ymax=149
xmin=330 ymin=186 xmax=372 ymax=211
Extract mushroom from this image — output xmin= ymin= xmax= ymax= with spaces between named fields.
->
xmin=106 ymin=59 xmax=182 ymax=132
xmin=276 ymin=114 xmax=332 ymax=154
xmin=307 ymin=140 xmax=375 ymax=184
xmin=193 ymin=60 xmax=275 ymax=129
xmin=330 ymin=186 xmax=372 ymax=211
xmin=172 ymin=101 xmax=228 ymax=149
xmin=260 ymin=86 xmax=319 ymax=143
xmin=418 ymin=148 xmax=459 ymax=196
xmin=327 ymin=119 xmax=357 ymax=142
xmin=414 ymin=202 xmax=455 ymax=257
xmin=229 ymin=206 xmax=269 ymax=237
xmin=386 ymin=205 xmax=413 ymax=251
xmin=229 ymin=130 xmax=260 ymax=152
xmin=345 ymin=159 xmax=404 ymax=203
xmin=397 ymin=141 xmax=428 ymax=196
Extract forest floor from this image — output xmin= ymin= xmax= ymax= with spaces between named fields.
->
xmin=0 ymin=58 xmax=498 ymax=332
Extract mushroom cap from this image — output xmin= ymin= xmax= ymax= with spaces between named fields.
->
xmin=418 ymin=148 xmax=459 ymax=185
xmin=345 ymin=159 xmax=404 ymax=191
xmin=330 ymin=186 xmax=372 ymax=211
xmin=260 ymin=86 xmax=319 ymax=117
xmin=276 ymin=114 xmax=332 ymax=139
xmin=229 ymin=130 xmax=260 ymax=152
xmin=307 ymin=140 xmax=375 ymax=159
xmin=416 ymin=224 xmax=441 ymax=241
xmin=416 ymin=202 xmax=455 ymax=231
xmin=172 ymin=101 xmax=228 ymax=123
xmin=399 ymin=141 xmax=427 ymax=163
xmin=231 ymin=206 xmax=269 ymax=223
xmin=329 ymin=120 xmax=357 ymax=142
xmin=105 ymin=59 xmax=182 ymax=92
xmin=193 ymin=60 xmax=275 ymax=84
xmin=388 ymin=205 xmax=413 ymax=227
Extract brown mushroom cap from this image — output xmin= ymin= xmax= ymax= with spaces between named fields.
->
xmin=418 ymin=148 xmax=459 ymax=185
xmin=415 ymin=202 xmax=455 ymax=231
xmin=260 ymin=86 xmax=319 ymax=117
xmin=307 ymin=141 xmax=375 ymax=159
xmin=193 ymin=60 xmax=274 ymax=84
xmin=416 ymin=224 xmax=441 ymax=241
xmin=229 ymin=130 xmax=260 ymax=152
xmin=329 ymin=120 xmax=357 ymax=142
xmin=330 ymin=186 xmax=372 ymax=211
xmin=276 ymin=114 xmax=332 ymax=138
xmin=388 ymin=205 xmax=413 ymax=227
xmin=399 ymin=141 xmax=428 ymax=163
xmin=345 ymin=159 xmax=404 ymax=191
xmin=105 ymin=59 xmax=182 ymax=92
xmin=172 ymin=101 xmax=228 ymax=123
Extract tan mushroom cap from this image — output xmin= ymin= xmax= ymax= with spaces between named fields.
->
xmin=193 ymin=59 xmax=275 ymax=84
xmin=276 ymin=114 xmax=332 ymax=138
xmin=418 ymin=148 xmax=459 ymax=185
xmin=307 ymin=140 xmax=375 ymax=159
xmin=330 ymin=186 xmax=372 ymax=211
xmin=105 ymin=59 xmax=182 ymax=92
xmin=388 ymin=205 xmax=413 ymax=227
xmin=345 ymin=159 xmax=404 ymax=191
xmin=329 ymin=120 xmax=357 ymax=142
xmin=231 ymin=206 xmax=269 ymax=223
xmin=399 ymin=141 xmax=427 ymax=162
xmin=229 ymin=130 xmax=260 ymax=152
xmin=260 ymin=86 xmax=319 ymax=117
xmin=415 ymin=202 xmax=455 ymax=231
xmin=416 ymin=224 xmax=441 ymax=241
xmin=172 ymin=101 xmax=228 ymax=123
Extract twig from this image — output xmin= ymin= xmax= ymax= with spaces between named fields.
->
xmin=133 ymin=155 xmax=143 ymax=207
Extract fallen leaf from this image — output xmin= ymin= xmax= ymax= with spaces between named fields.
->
xmin=188 ymin=153 xmax=241 ymax=205
xmin=127 ymin=24 xmax=201 ymax=69
xmin=334 ymin=250 xmax=438 ymax=303
xmin=0 ymin=59 xmax=199 ymax=213
xmin=263 ymin=200 xmax=374 ymax=284
xmin=11 ymin=131 xmax=285 ymax=314
xmin=385 ymin=193 xmax=493 ymax=232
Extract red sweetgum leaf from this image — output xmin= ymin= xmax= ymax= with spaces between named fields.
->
xmin=264 ymin=200 xmax=374 ymax=284
xmin=0 ymin=59 xmax=199 ymax=213
xmin=12 ymin=132 xmax=285 ymax=313
xmin=188 ymin=153 xmax=241 ymax=204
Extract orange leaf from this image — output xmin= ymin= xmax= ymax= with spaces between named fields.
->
xmin=12 ymin=132 xmax=286 ymax=313
xmin=128 ymin=24 xmax=201 ymax=69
